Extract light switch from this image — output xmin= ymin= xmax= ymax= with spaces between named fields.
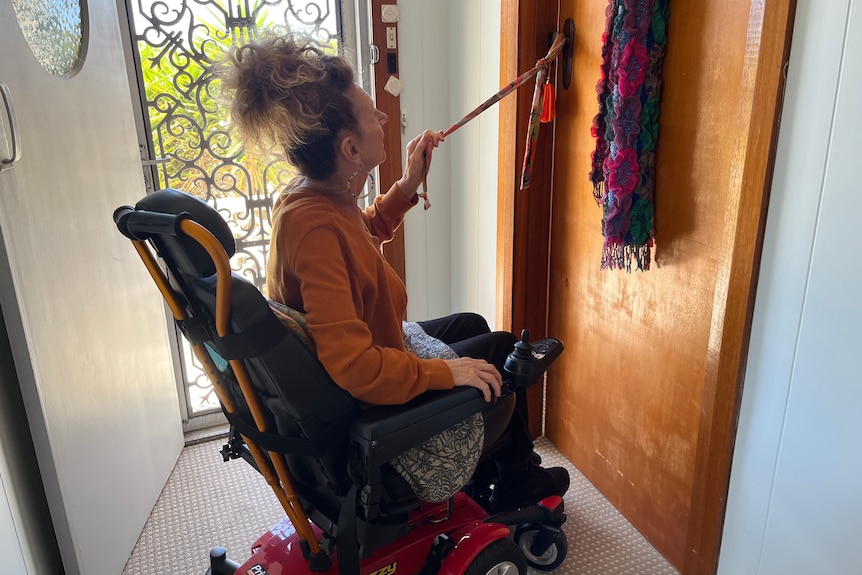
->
xmin=386 ymin=27 xmax=397 ymax=50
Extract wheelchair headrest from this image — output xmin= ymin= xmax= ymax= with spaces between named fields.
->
xmin=133 ymin=189 xmax=236 ymax=278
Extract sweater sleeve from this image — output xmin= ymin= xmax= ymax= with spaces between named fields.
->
xmin=290 ymin=224 xmax=453 ymax=405
xmin=362 ymin=183 xmax=418 ymax=243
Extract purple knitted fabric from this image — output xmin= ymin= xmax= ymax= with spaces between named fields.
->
xmin=590 ymin=0 xmax=670 ymax=271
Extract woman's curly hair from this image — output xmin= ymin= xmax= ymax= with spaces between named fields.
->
xmin=217 ymin=34 xmax=358 ymax=180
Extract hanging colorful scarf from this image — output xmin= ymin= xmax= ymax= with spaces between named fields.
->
xmin=590 ymin=0 xmax=670 ymax=271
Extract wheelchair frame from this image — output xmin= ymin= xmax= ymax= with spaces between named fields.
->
xmin=114 ymin=191 xmax=569 ymax=575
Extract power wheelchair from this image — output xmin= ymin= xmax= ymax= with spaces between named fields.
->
xmin=114 ymin=189 xmax=569 ymax=575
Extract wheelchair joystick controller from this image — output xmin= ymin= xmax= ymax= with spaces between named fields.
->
xmin=503 ymin=329 xmax=565 ymax=389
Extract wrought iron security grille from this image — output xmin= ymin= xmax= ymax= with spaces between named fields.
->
xmin=129 ymin=0 xmax=348 ymax=415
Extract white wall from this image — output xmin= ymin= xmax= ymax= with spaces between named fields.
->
xmin=0 ymin=307 xmax=57 ymax=574
xmin=719 ymin=1 xmax=862 ymax=573
xmin=397 ymin=0 xmax=501 ymax=325
xmin=0 ymin=475 xmax=27 ymax=575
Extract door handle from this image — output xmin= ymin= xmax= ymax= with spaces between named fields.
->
xmin=0 ymin=83 xmax=21 ymax=172
xmin=562 ymin=18 xmax=575 ymax=90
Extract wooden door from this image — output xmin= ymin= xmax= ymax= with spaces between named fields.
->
xmin=500 ymin=0 xmax=796 ymax=572
xmin=498 ymin=0 xmax=559 ymax=438
xmin=0 ymin=1 xmax=183 ymax=573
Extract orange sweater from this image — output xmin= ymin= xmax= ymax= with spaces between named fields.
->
xmin=267 ymin=181 xmax=454 ymax=405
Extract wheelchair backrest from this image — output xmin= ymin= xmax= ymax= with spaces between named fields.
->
xmin=119 ymin=189 xmax=359 ymax=479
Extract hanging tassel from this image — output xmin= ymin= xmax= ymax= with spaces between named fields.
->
xmin=541 ymin=78 xmax=557 ymax=123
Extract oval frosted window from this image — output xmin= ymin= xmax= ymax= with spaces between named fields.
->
xmin=11 ymin=0 xmax=86 ymax=77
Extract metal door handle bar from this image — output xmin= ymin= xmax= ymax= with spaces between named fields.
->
xmin=0 ymin=83 xmax=21 ymax=172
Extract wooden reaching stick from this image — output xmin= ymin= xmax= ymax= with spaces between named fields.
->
xmin=443 ymin=34 xmax=566 ymax=138
xmin=419 ymin=33 xmax=566 ymax=207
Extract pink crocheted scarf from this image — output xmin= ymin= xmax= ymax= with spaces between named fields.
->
xmin=590 ymin=0 xmax=670 ymax=271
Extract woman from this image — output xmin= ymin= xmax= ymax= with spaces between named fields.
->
xmin=220 ymin=33 xmax=568 ymax=511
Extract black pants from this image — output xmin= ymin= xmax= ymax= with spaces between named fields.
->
xmin=417 ymin=313 xmax=535 ymax=473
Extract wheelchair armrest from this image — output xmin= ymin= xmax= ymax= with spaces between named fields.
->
xmin=350 ymin=387 xmax=489 ymax=467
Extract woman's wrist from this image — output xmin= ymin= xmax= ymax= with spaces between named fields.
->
xmin=394 ymin=178 xmax=417 ymax=202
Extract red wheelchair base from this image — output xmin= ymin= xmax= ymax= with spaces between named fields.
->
xmin=215 ymin=492 xmax=567 ymax=575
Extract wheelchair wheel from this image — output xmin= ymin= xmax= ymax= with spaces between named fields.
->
xmin=464 ymin=538 xmax=527 ymax=575
xmin=514 ymin=527 xmax=568 ymax=571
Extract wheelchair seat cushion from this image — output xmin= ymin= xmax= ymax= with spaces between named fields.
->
xmin=389 ymin=411 xmax=483 ymax=502
xmin=394 ymin=321 xmax=484 ymax=502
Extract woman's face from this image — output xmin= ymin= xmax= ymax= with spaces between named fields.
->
xmin=347 ymin=84 xmax=388 ymax=169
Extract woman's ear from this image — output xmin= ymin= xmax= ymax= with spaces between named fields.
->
xmin=339 ymin=133 xmax=361 ymax=164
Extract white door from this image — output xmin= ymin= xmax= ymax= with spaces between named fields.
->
xmin=0 ymin=1 xmax=183 ymax=574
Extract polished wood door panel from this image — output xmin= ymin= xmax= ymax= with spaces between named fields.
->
xmin=530 ymin=0 xmax=794 ymax=571
xmin=547 ymin=0 xmax=737 ymax=565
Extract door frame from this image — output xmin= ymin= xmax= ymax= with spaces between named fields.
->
xmin=371 ymin=0 xmax=408 ymax=281
xmin=497 ymin=0 xmax=797 ymax=573
xmin=497 ymin=0 xmax=559 ymax=439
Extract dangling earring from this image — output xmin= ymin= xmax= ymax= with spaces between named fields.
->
xmin=346 ymin=165 xmax=361 ymax=194
xmin=347 ymin=164 xmax=370 ymax=200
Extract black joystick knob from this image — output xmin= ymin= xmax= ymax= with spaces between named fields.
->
xmin=503 ymin=328 xmax=565 ymax=389
xmin=511 ymin=329 xmax=534 ymax=360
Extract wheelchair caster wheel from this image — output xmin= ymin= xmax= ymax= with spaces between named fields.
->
xmin=465 ymin=538 xmax=527 ymax=575
xmin=205 ymin=546 xmax=241 ymax=575
xmin=514 ymin=527 xmax=568 ymax=571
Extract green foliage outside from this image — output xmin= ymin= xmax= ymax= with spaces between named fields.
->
xmin=136 ymin=2 xmax=325 ymax=201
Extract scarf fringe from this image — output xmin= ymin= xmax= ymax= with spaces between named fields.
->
xmin=601 ymin=241 xmax=652 ymax=272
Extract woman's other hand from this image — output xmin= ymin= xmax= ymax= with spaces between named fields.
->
xmin=397 ymin=129 xmax=444 ymax=201
xmin=445 ymin=357 xmax=503 ymax=402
